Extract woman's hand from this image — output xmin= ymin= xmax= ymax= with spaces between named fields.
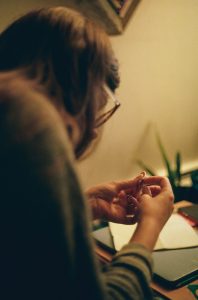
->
xmin=131 ymin=176 xmax=174 ymax=251
xmin=139 ymin=176 xmax=174 ymax=228
xmin=85 ymin=173 xmax=145 ymax=224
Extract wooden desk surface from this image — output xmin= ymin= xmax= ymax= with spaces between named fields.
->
xmin=151 ymin=280 xmax=198 ymax=300
xmin=95 ymin=244 xmax=198 ymax=300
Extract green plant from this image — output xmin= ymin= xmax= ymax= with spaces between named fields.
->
xmin=137 ymin=130 xmax=182 ymax=191
xmin=191 ymin=170 xmax=198 ymax=191
xmin=137 ymin=128 xmax=198 ymax=203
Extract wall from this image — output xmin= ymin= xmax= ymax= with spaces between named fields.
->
xmin=78 ymin=0 xmax=198 ymax=188
xmin=0 ymin=0 xmax=197 ymax=188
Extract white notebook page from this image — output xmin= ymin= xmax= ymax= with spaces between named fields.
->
xmin=109 ymin=213 xmax=198 ymax=251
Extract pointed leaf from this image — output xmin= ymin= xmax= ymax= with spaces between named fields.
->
xmin=136 ymin=160 xmax=156 ymax=176
xmin=175 ymin=152 xmax=181 ymax=186
xmin=155 ymin=130 xmax=176 ymax=188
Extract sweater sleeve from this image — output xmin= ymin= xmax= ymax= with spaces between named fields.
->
xmin=101 ymin=243 xmax=154 ymax=300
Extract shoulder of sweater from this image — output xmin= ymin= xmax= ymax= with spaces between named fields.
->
xmin=0 ymin=71 xmax=76 ymax=165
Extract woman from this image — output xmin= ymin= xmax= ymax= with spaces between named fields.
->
xmin=0 ymin=7 xmax=174 ymax=300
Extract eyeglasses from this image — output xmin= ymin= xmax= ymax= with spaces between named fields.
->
xmin=95 ymin=85 xmax=121 ymax=128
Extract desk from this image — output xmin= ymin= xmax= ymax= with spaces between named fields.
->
xmin=95 ymin=243 xmax=198 ymax=300
xmin=94 ymin=201 xmax=198 ymax=299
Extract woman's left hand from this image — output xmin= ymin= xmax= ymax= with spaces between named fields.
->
xmin=85 ymin=173 xmax=145 ymax=224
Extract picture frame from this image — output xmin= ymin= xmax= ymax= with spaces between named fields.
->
xmin=64 ymin=0 xmax=141 ymax=35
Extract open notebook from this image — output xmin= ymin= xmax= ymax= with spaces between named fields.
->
xmin=109 ymin=213 xmax=198 ymax=251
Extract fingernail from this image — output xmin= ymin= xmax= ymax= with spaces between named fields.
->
xmin=112 ymin=197 xmax=120 ymax=203
xmin=140 ymin=171 xmax=146 ymax=177
xmin=137 ymin=179 xmax=143 ymax=190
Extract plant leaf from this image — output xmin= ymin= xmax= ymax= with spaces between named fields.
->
xmin=136 ymin=160 xmax=156 ymax=176
xmin=175 ymin=152 xmax=181 ymax=186
xmin=155 ymin=130 xmax=176 ymax=188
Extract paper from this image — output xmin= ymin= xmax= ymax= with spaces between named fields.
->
xmin=109 ymin=213 xmax=198 ymax=251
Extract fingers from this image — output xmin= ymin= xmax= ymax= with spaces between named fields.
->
xmin=125 ymin=201 xmax=140 ymax=224
xmin=117 ymin=190 xmax=127 ymax=206
xmin=117 ymin=175 xmax=173 ymax=203
xmin=127 ymin=196 xmax=139 ymax=213
xmin=112 ymin=190 xmax=127 ymax=207
xmin=111 ymin=175 xmax=174 ymax=226
xmin=127 ymin=204 xmax=139 ymax=218
xmin=142 ymin=185 xmax=152 ymax=196
xmin=143 ymin=176 xmax=173 ymax=193
xmin=116 ymin=172 xmax=146 ymax=191
xmin=112 ymin=190 xmax=140 ymax=225
xmin=149 ymin=186 xmax=161 ymax=196
xmin=115 ymin=190 xmax=139 ymax=208
xmin=143 ymin=176 xmax=174 ymax=204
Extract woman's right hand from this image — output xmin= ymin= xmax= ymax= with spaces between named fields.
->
xmin=139 ymin=176 xmax=174 ymax=229
xmin=130 ymin=176 xmax=174 ymax=251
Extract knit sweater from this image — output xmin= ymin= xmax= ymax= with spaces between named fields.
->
xmin=0 ymin=75 xmax=153 ymax=300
